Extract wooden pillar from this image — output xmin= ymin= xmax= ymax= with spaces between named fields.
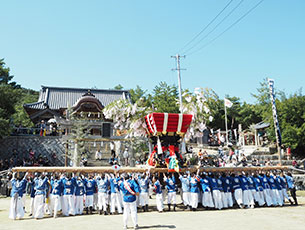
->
xmin=65 ymin=141 xmax=68 ymax=167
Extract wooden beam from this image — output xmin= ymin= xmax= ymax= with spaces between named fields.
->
xmin=11 ymin=166 xmax=290 ymax=174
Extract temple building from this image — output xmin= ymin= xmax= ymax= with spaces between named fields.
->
xmin=23 ymin=85 xmax=130 ymax=137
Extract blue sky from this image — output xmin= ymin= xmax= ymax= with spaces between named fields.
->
xmin=1 ymin=0 xmax=304 ymax=103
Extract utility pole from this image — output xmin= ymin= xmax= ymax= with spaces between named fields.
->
xmin=171 ymin=54 xmax=186 ymax=113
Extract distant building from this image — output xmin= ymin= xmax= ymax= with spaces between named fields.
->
xmin=23 ymin=85 xmax=130 ymax=137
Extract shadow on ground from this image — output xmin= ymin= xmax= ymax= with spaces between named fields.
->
xmin=138 ymin=225 xmax=176 ymax=229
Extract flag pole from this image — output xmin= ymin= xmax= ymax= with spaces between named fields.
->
xmin=224 ymin=99 xmax=229 ymax=146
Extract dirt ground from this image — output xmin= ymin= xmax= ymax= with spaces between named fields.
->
xmin=0 ymin=192 xmax=304 ymax=230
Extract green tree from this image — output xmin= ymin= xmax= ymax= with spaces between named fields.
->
xmin=12 ymin=88 xmax=39 ymax=127
xmin=278 ymin=92 xmax=305 ymax=153
xmin=130 ymin=85 xmax=152 ymax=108
xmin=0 ymin=59 xmax=19 ymax=88
xmin=114 ymin=84 xmax=124 ymax=90
xmin=152 ymin=81 xmax=179 ymax=113
xmin=0 ymin=84 xmax=19 ymax=137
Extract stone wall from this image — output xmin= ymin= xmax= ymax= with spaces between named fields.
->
xmin=0 ymin=136 xmax=65 ymax=165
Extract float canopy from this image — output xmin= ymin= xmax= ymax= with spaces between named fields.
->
xmin=145 ymin=113 xmax=193 ymax=136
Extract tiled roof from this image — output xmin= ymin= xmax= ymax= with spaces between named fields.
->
xmin=24 ymin=85 xmax=130 ymax=110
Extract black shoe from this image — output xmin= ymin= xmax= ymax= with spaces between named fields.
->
xmin=142 ymin=206 xmax=145 ymax=212
xmin=173 ymin=204 xmax=176 ymax=211
xmin=168 ymin=204 xmax=171 ymax=211
xmin=85 ymin=207 xmax=89 ymax=215
xmin=289 ymin=200 xmax=293 ymax=205
xmin=99 ymin=210 xmax=102 ymax=215
xmin=104 ymin=211 xmax=108 ymax=215
xmin=145 ymin=205 xmax=148 ymax=212
xmin=89 ymin=207 xmax=93 ymax=214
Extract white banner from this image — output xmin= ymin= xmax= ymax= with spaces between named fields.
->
xmin=224 ymin=98 xmax=233 ymax=108
xmin=268 ymin=78 xmax=282 ymax=146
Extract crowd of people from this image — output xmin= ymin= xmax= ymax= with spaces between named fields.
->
xmin=0 ymin=149 xmax=58 ymax=171
xmin=8 ymin=168 xmax=298 ymax=229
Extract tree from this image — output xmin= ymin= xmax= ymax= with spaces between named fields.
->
xmin=0 ymin=84 xmax=19 ymax=137
xmin=114 ymin=84 xmax=124 ymax=90
xmin=129 ymin=85 xmax=152 ymax=108
xmin=0 ymin=58 xmax=19 ymax=88
xmin=152 ymin=82 xmax=179 ymax=113
xmin=278 ymin=93 xmax=305 ymax=154
xmin=12 ymin=88 xmax=39 ymax=127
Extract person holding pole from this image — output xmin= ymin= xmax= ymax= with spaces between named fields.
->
xmin=9 ymin=172 xmax=28 ymax=220
xmin=119 ymin=173 xmax=140 ymax=230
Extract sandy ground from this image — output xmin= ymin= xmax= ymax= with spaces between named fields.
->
xmin=0 ymin=193 xmax=304 ymax=230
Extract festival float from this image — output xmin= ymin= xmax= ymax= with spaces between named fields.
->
xmin=144 ymin=112 xmax=193 ymax=172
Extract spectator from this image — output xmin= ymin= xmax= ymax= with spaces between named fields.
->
xmin=123 ymin=148 xmax=129 ymax=166
xmin=286 ymin=147 xmax=292 ymax=160
xmin=29 ymin=149 xmax=35 ymax=161
xmin=95 ymin=149 xmax=102 ymax=161
xmin=39 ymin=120 xmax=46 ymax=136
xmin=292 ymin=157 xmax=298 ymax=168
xmin=52 ymin=152 xmax=57 ymax=164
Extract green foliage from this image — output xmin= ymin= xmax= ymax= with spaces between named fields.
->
xmin=0 ymin=84 xmax=19 ymax=137
xmin=152 ymin=81 xmax=179 ymax=113
xmin=278 ymin=93 xmax=305 ymax=152
xmin=0 ymin=59 xmax=39 ymax=136
xmin=12 ymin=88 xmax=39 ymax=127
xmin=130 ymin=85 xmax=152 ymax=108
xmin=114 ymin=84 xmax=124 ymax=90
xmin=0 ymin=59 xmax=19 ymax=88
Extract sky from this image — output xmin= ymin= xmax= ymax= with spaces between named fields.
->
xmin=1 ymin=0 xmax=305 ymax=103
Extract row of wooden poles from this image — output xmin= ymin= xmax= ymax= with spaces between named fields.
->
xmin=12 ymin=166 xmax=291 ymax=174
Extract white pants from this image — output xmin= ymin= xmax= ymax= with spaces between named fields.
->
xmin=243 ymin=190 xmax=254 ymax=207
xmin=85 ymin=195 xmax=94 ymax=208
xmin=202 ymin=191 xmax=214 ymax=208
xmin=190 ymin=192 xmax=199 ymax=209
xmin=139 ymin=192 xmax=149 ymax=206
xmin=167 ymin=192 xmax=176 ymax=205
xmin=272 ymin=189 xmax=283 ymax=206
xmin=111 ymin=193 xmax=122 ymax=213
xmin=213 ymin=190 xmax=223 ymax=210
xmin=22 ymin=194 xmax=26 ymax=209
xmin=51 ymin=194 xmax=62 ymax=217
xmin=98 ymin=192 xmax=108 ymax=211
xmin=34 ymin=194 xmax=45 ymax=219
xmin=29 ymin=197 xmax=35 ymax=215
xmin=156 ymin=193 xmax=163 ymax=212
xmin=269 ymin=189 xmax=278 ymax=206
xmin=263 ymin=189 xmax=273 ymax=206
xmin=123 ymin=201 xmax=137 ymax=228
xmin=62 ymin=194 xmax=75 ymax=216
xmin=9 ymin=195 xmax=24 ymax=219
xmin=182 ymin=192 xmax=191 ymax=206
xmin=252 ymin=190 xmax=265 ymax=206
xmin=75 ymin=195 xmax=84 ymax=214
xmin=93 ymin=193 xmax=98 ymax=209
xmin=282 ymin=188 xmax=290 ymax=202
xmin=223 ymin=192 xmax=233 ymax=208
xmin=234 ymin=189 xmax=243 ymax=206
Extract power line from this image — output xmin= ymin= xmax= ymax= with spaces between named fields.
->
xmin=183 ymin=0 xmax=244 ymax=55
xmin=187 ymin=0 xmax=265 ymax=56
xmin=178 ymin=0 xmax=234 ymax=54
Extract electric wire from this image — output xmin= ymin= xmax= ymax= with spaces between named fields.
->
xmin=187 ymin=0 xmax=265 ymax=56
xmin=177 ymin=0 xmax=234 ymax=54
xmin=183 ymin=0 xmax=244 ymax=55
